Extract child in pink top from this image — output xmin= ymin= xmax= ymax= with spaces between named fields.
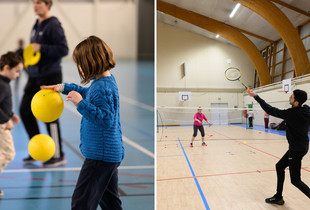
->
xmin=190 ymin=107 xmax=212 ymax=147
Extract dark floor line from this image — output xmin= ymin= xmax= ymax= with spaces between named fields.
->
xmin=0 ymin=194 xmax=155 ymax=200
xmin=62 ymin=138 xmax=85 ymax=160
xmin=122 ymin=121 xmax=154 ymax=139
xmin=119 ymin=188 xmax=127 ymax=196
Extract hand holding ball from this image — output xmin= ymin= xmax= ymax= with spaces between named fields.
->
xmin=31 ymin=89 xmax=64 ymax=122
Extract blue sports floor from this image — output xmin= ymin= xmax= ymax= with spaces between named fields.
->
xmin=0 ymin=60 xmax=154 ymax=209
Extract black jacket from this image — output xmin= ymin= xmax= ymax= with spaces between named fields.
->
xmin=0 ymin=75 xmax=13 ymax=124
xmin=254 ymin=95 xmax=310 ymax=152
xmin=28 ymin=16 xmax=68 ymax=78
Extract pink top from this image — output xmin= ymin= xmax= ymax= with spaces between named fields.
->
xmin=194 ymin=113 xmax=207 ymax=126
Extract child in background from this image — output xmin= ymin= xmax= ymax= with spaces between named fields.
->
xmin=0 ymin=52 xmax=23 ymax=195
xmin=264 ymin=112 xmax=269 ymax=129
xmin=248 ymin=109 xmax=254 ymax=128
xmin=42 ymin=36 xmax=124 ymax=210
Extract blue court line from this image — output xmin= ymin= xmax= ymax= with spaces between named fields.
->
xmin=234 ymin=124 xmax=310 ymax=141
xmin=177 ymin=137 xmax=210 ymax=210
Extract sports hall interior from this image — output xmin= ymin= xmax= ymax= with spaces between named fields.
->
xmin=157 ymin=0 xmax=310 ymax=209
xmin=0 ymin=0 xmax=154 ymax=209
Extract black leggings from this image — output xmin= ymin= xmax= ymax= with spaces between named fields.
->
xmin=71 ymin=159 xmax=122 ymax=210
xmin=275 ymin=150 xmax=310 ymax=198
xmin=193 ymin=125 xmax=205 ymax=137
xmin=19 ymin=72 xmax=64 ymax=158
xmin=249 ymin=117 xmax=253 ymax=127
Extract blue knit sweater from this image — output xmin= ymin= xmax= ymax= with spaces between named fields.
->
xmin=63 ymin=75 xmax=124 ymax=162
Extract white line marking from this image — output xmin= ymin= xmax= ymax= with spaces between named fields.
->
xmin=2 ymin=165 xmax=154 ymax=173
xmin=64 ymin=102 xmax=154 ymax=159
xmin=123 ymin=136 xmax=154 ymax=158
xmin=120 ymin=95 xmax=153 ymax=112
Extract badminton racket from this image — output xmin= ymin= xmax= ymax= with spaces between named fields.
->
xmin=225 ymin=67 xmax=250 ymax=92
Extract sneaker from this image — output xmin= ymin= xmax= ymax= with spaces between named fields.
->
xmin=42 ymin=157 xmax=67 ymax=167
xmin=202 ymin=142 xmax=207 ymax=146
xmin=0 ymin=190 xmax=3 ymax=196
xmin=190 ymin=143 xmax=193 ymax=147
xmin=23 ymin=156 xmax=35 ymax=164
xmin=265 ymin=195 xmax=285 ymax=205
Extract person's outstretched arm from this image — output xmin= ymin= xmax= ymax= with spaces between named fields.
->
xmin=248 ymin=90 xmax=289 ymax=120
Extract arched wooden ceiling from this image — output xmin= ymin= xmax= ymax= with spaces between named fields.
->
xmin=157 ymin=0 xmax=271 ymax=86
xmin=234 ymin=0 xmax=310 ymax=76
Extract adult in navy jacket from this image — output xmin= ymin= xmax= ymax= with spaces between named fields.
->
xmin=20 ymin=0 xmax=68 ymax=167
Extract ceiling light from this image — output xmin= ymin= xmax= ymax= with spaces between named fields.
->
xmin=216 ymin=34 xmax=220 ymax=38
xmin=229 ymin=3 xmax=240 ymax=18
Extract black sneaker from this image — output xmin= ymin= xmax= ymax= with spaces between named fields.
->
xmin=265 ymin=195 xmax=285 ymax=205
xmin=42 ymin=157 xmax=67 ymax=167
xmin=23 ymin=156 xmax=35 ymax=164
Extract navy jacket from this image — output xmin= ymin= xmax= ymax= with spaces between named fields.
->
xmin=0 ymin=75 xmax=13 ymax=124
xmin=28 ymin=16 xmax=68 ymax=78
xmin=254 ymin=95 xmax=310 ymax=152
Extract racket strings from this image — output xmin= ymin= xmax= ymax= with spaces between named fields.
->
xmin=225 ymin=68 xmax=241 ymax=81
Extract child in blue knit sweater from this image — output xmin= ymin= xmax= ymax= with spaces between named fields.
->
xmin=42 ymin=36 xmax=124 ymax=210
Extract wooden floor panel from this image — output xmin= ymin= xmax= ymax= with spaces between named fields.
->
xmin=156 ymin=125 xmax=310 ymax=210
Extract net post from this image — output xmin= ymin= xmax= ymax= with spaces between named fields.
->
xmin=156 ymin=110 xmax=159 ymax=133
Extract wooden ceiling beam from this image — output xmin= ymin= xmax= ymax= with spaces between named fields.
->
xmin=234 ymin=0 xmax=310 ymax=76
xmin=270 ymin=0 xmax=310 ymax=18
xmin=157 ymin=0 xmax=271 ymax=86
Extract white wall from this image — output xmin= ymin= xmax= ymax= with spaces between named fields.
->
xmin=157 ymin=22 xmax=256 ymax=109
xmin=244 ymin=76 xmax=310 ymax=126
xmin=0 ymin=1 xmax=137 ymax=59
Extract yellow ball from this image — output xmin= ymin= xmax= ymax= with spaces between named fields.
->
xmin=23 ymin=44 xmax=41 ymax=69
xmin=243 ymin=141 xmax=247 ymax=144
xmin=31 ymin=89 xmax=64 ymax=122
xmin=28 ymin=134 xmax=55 ymax=161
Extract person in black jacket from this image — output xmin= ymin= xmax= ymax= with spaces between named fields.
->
xmin=248 ymin=89 xmax=310 ymax=205
xmin=20 ymin=0 xmax=68 ymax=167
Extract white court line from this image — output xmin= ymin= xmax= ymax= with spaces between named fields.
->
xmin=2 ymin=165 xmax=154 ymax=173
xmin=122 ymin=136 xmax=154 ymax=158
xmin=119 ymin=95 xmax=153 ymax=112
xmin=64 ymin=103 xmax=154 ymax=158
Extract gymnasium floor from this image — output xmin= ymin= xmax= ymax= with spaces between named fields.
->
xmin=0 ymin=60 xmax=154 ymax=209
xmin=157 ymin=124 xmax=310 ymax=210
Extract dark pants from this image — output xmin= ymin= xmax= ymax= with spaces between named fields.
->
xmin=193 ymin=125 xmax=205 ymax=137
xmin=264 ymin=118 xmax=269 ymax=128
xmin=19 ymin=72 xmax=64 ymax=158
xmin=71 ymin=159 xmax=122 ymax=210
xmin=249 ymin=117 xmax=253 ymax=128
xmin=275 ymin=150 xmax=310 ymax=198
